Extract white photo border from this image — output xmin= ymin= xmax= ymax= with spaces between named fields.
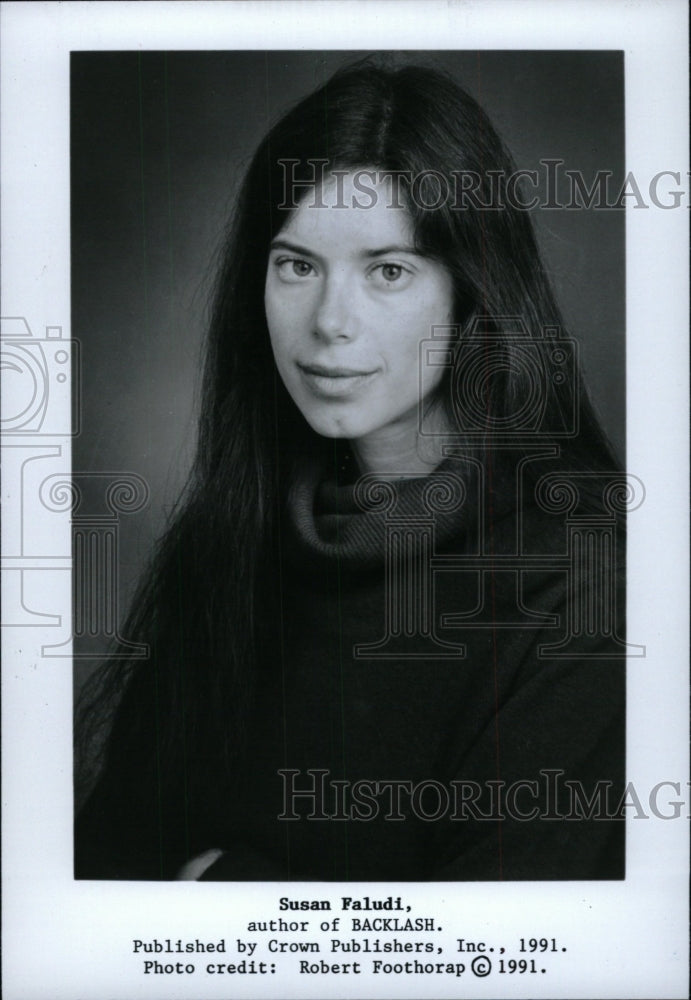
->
xmin=1 ymin=2 xmax=689 ymax=999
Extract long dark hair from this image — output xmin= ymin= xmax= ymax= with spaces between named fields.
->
xmin=76 ymin=61 xmax=619 ymax=874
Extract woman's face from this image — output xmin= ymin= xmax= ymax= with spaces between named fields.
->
xmin=264 ymin=171 xmax=454 ymax=470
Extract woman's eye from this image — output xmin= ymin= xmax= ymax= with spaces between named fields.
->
xmin=369 ymin=262 xmax=413 ymax=289
xmin=275 ymin=257 xmax=316 ymax=281
xmin=291 ymin=259 xmax=314 ymax=277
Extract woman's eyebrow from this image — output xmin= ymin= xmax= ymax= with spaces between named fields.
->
xmin=363 ymin=244 xmax=422 ymax=258
xmin=269 ymin=238 xmax=423 ymax=259
xmin=269 ymin=238 xmax=317 ymax=257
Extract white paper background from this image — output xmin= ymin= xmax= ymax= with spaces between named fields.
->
xmin=1 ymin=1 xmax=688 ymax=998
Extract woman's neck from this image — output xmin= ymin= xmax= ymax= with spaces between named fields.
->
xmin=349 ymin=405 xmax=452 ymax=478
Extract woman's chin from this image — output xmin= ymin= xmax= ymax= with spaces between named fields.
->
xmin=303 ymin=412 xmax=370 ymax=442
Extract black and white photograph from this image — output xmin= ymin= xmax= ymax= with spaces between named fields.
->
xmin=72 ymin=49 xmax=629 ymax=884
xmin=1 ymin=2 xmax=688 ymax=998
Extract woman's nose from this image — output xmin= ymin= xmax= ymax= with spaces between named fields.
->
xmin=313 ymin=273 xmax=357 ymax=342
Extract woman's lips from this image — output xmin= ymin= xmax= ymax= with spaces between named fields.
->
xmin=297 ymin=362 xmax=379 ymax=397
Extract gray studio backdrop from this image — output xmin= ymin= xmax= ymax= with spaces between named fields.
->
xmin=71 ymin=50 xmax=625 ymax=691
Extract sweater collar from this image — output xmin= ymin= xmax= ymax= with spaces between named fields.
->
xmin=285 ymin=455 xmax=480 ymax=571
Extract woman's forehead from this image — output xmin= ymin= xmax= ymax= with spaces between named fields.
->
xmin=277 ymin=170 xmax=415 ymax=255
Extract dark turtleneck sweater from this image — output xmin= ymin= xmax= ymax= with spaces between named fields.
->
xmin=76 ymin=455 xmax=625 ymax=881
xmin=204 ymin=455 xmax=625 ymax=881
